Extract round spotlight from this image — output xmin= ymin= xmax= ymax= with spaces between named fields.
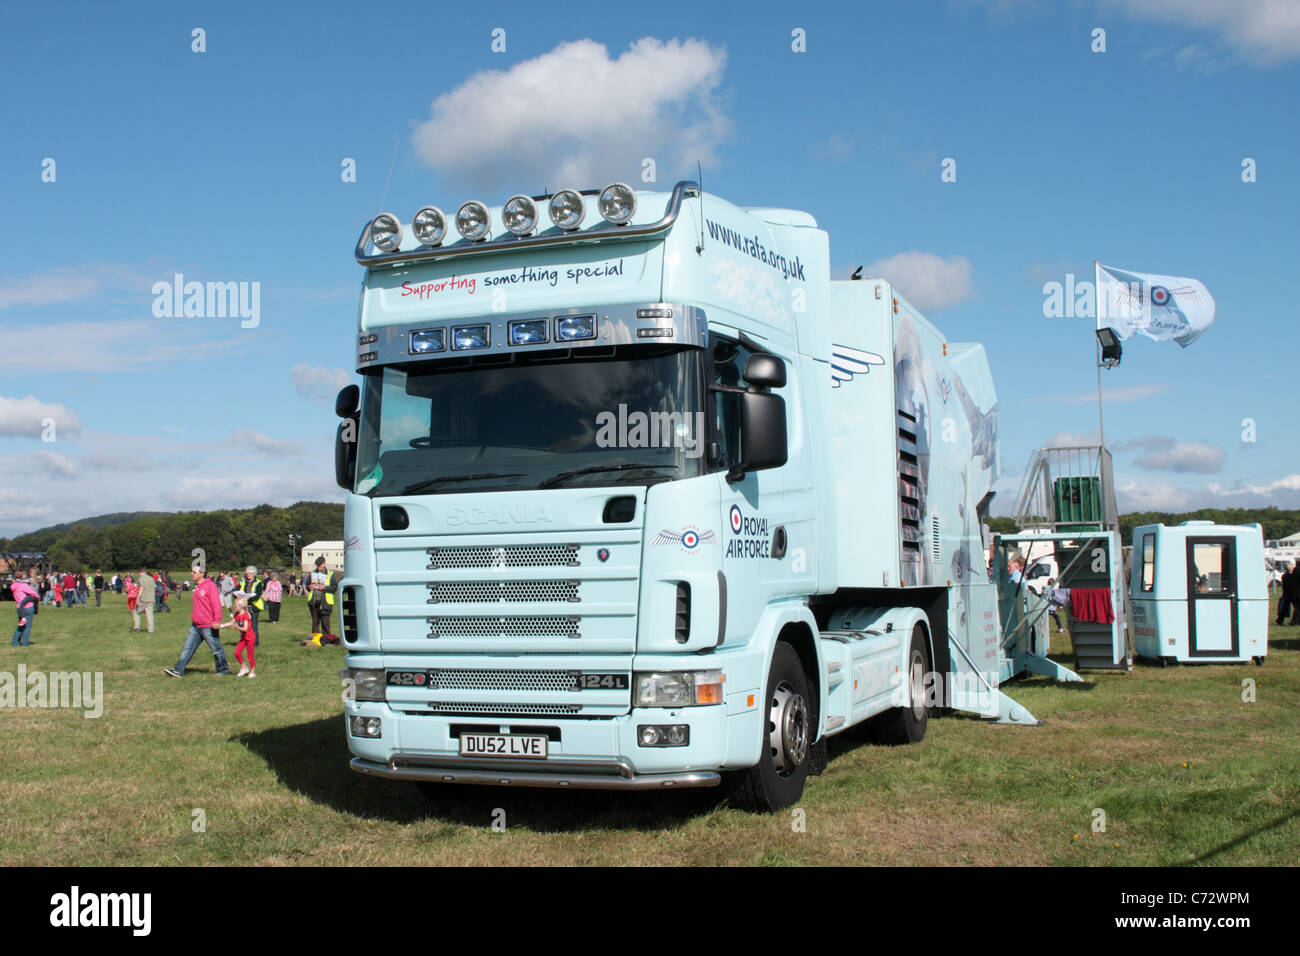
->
xmin=548 ymin=189 xmax=586 ymax=230
xmin=598 ymin=182 xmax=637 ymax=225
xmin=370 ymin=213 xmax=402 ymax=252
xmin=455 ymin=201 xmax=491 ymax=242
xmin=502 ymin=194 xmax=539 ymax=236
xmin=411 ymin=206 xmax=446 ymax=246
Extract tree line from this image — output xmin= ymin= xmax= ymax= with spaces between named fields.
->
xmin=984 ymin=508 xmax=1300 ymax=543
xmin=0 ymin=501 xmax=344 ymax=572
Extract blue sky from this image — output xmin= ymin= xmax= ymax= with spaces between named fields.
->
xmin=2 ymin=0 xmax=1298 ymax=536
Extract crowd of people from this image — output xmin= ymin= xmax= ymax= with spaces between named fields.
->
xmin=6 ymin=559 xmax=345 ymax=674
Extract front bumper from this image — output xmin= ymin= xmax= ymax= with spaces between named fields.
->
xmin=350 ymin=756 xmax=721 ymax=791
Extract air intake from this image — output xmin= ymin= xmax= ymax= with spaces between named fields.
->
xmin=675 ymin=582 xmax=691 ymax=643
xmin=341 ymin=587 xmax=358 ymax=643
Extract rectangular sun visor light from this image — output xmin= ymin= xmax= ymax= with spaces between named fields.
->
xmin=409 ymin=328 xmax=447 ymax=354
xmin=508 ymin=318 xmax=550 ymax=346
xmin=450 ymin=324 xmax=490 ymax=350
xmin=555 ymin=314 xmax=597 ymax=342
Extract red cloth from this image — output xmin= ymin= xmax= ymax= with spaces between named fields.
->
xmin=1070 ymin=588 xmax=1114 ymax=624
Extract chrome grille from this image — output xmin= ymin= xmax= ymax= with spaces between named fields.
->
xmin=427 ymin=544 xmax=580 ymax=569
xmin=427 ymin=580 xmax=580 ymax=604
xmin=426 ymin=701 xmax=582 ymax=716
xmin=427 ymin=616 xmax=581 ymax=639
xmin=427 ymin=669 xmax=581 ymax=692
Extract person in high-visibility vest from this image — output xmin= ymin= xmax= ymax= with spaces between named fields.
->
xmin=239 ymin=565 xmax=266 ymax=646
xmin=308 ymin=556 xmax=330 ymax=641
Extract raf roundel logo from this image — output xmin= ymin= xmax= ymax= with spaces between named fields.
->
xmin=1151 ymin=285 xmax=1171 ymax=307
xmin=596 ymin=547 xmax=610 ymax=563
xmin=730 ymin=504 xmax=743 ymax=534
xmin=681 ymin=530 xmax=700 ymax=550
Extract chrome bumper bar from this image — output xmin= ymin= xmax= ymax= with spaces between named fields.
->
xmin=350 ymin=756 xmax=721 ymax=791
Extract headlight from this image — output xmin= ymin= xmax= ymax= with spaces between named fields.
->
xmin=451 ymin=324 xmax=490 ymax=350
xmin=456 ymin=201 xmax=490 ymax=241
xmin=349 ymin=716 xmax=383 ymax=738
xmin=598 ymin=182 xmax=636 ymax=224
xmin=370 ymin=213 xmax=401 ymax=252
xmin=548 ymin=189 xmax=586 ymax=230
xmin=345 ymin=668 xmax=386 ymax=702
xmin=634 ymin=670 xmax=723 ymax=707
xmin=555 ymin=314 xmax=596 ymax=342
xmin=412 ymin=206 xmax=446 ymax=246
xmin=409 ymin=328 xmax=447 ymax=354
xmin=502 ymin=194 xmax=538 ymax=236
xmin=508 ymin=318 xmax=549 ymax=346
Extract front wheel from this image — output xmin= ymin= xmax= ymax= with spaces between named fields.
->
xmin=727 ymin=642 xmax=812 ymax=813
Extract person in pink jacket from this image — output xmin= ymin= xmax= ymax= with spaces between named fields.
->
xmin=10 ymin=570 xmax=40 ymax=646
xmin=164 ymin=567 xmax=231 ymax=677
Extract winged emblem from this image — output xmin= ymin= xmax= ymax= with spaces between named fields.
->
xmin=830 ymin=344 xmax=886 ymax=388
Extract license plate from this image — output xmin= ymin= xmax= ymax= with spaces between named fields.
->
xmin=458 ymin=733 xmax=548 ymax=759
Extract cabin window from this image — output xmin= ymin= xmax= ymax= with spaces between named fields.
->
xmin=1140 ymin=533 xmax=1155 ymax=593
xmin=1190 ymin=542 xmax=1231 ymax=594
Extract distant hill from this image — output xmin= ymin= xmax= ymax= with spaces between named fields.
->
xmin=9 ymin=511 xmax=174 ymax=547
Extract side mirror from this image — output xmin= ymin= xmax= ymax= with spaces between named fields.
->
xmin=728 ymin=391 xmax=787 ymax=483
xmin=335 ymin=418 xmax=358 ymax=490
xmin=335 ymin=384 xmax=360 ymax=419
xmin=743 ymin=353 xmax=786 ymax=389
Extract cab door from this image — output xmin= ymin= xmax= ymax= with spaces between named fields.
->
xmin=709 ymin=332 xmax=788 ymax=646
xmin=1187 ymin=537 xmax=1238 ymax=657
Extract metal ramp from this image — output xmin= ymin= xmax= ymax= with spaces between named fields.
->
xmin=1006 ymin=445 xmax=1131 ymax=671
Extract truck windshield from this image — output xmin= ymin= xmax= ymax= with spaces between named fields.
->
xmin=353 ymin=344 xmax=706 ymax=496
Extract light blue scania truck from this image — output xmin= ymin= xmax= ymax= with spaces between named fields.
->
xmin=335 ymin=181 xmax=1040 ymax=811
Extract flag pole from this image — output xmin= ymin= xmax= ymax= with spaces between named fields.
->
xmin=1094 ymin=259 xmax=1105 ymax=452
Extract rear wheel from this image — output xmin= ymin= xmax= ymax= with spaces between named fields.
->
xmin=870 ymin=624 xmax=930 ymax=746
xmin=727 ymin=642 xmax=812 ymax=812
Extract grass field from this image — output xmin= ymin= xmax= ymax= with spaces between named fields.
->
xmin=2 ymin=590 xmax=1298 ymax=866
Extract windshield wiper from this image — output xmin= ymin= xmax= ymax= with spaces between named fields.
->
xmin=402 ymin=473 xmax=525 ymax=495
xmin=538 ymin=463 xmax=678 ymax=489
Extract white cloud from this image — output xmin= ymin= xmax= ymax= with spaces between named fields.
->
xmin=230 ymin=429 xmax=303 ymax=457
xmin=1118 ymin=473 xmax=1300 ymax=511
xmin=0 ymin=264 xmax=159 ymax=310
xmin=0 ymin=395 xmax=83 ymax=439
xmin=1061 ymin=383 xmax=1170 ymax=405
xmin=862 ymin=251 xmax=975 ymax=313
xmin=1104 ymin=0 xmax=1300 ymax=64
xmin=291 ymin=363 xmax=350 ymax=405
xmin=0 ymin=488 xmax=56 ymax=528
xmin=412 ymin=38 xmax=729 ymax=193
xmin=162 ymin=472 xmax=342 ymax=510
xmin=1116 ymin=434 xmax=1225 ymax=473
xmin=1208 ymin=473 xmax=1300 ymax=498
xmin=1043 ymin=430 xmax=1101 ymax=448
xmin=3 ymin=321 xmax=249 ymax=372
xmin=34 ymin=450 xmax=79 ymax=479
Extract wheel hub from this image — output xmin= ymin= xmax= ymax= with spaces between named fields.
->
xmin=768 ymin=682 xmax=808 ymax=775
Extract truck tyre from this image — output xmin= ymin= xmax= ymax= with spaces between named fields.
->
xmin=870 ymin=624 xmax=929 ymax=746
xmin=727 ymin=642 xmax=811 ymax=813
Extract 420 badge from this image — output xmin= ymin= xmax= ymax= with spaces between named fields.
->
xmin=727 ymin=505 xmax=771 ymax=559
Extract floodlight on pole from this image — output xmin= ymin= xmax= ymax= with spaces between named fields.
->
xmin=1097 ymin=327 xmax=1123 ymax=368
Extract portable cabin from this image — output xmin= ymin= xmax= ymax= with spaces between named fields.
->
xmin=1129 ymin=521 xmax=1267 ymax=664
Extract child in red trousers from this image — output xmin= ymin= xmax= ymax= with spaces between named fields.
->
xmin=222 ymin=597 xmax=257 ymax=677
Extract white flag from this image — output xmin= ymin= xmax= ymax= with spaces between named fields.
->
xmin=1096 ymin=264 xmax=1216 ymax=348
